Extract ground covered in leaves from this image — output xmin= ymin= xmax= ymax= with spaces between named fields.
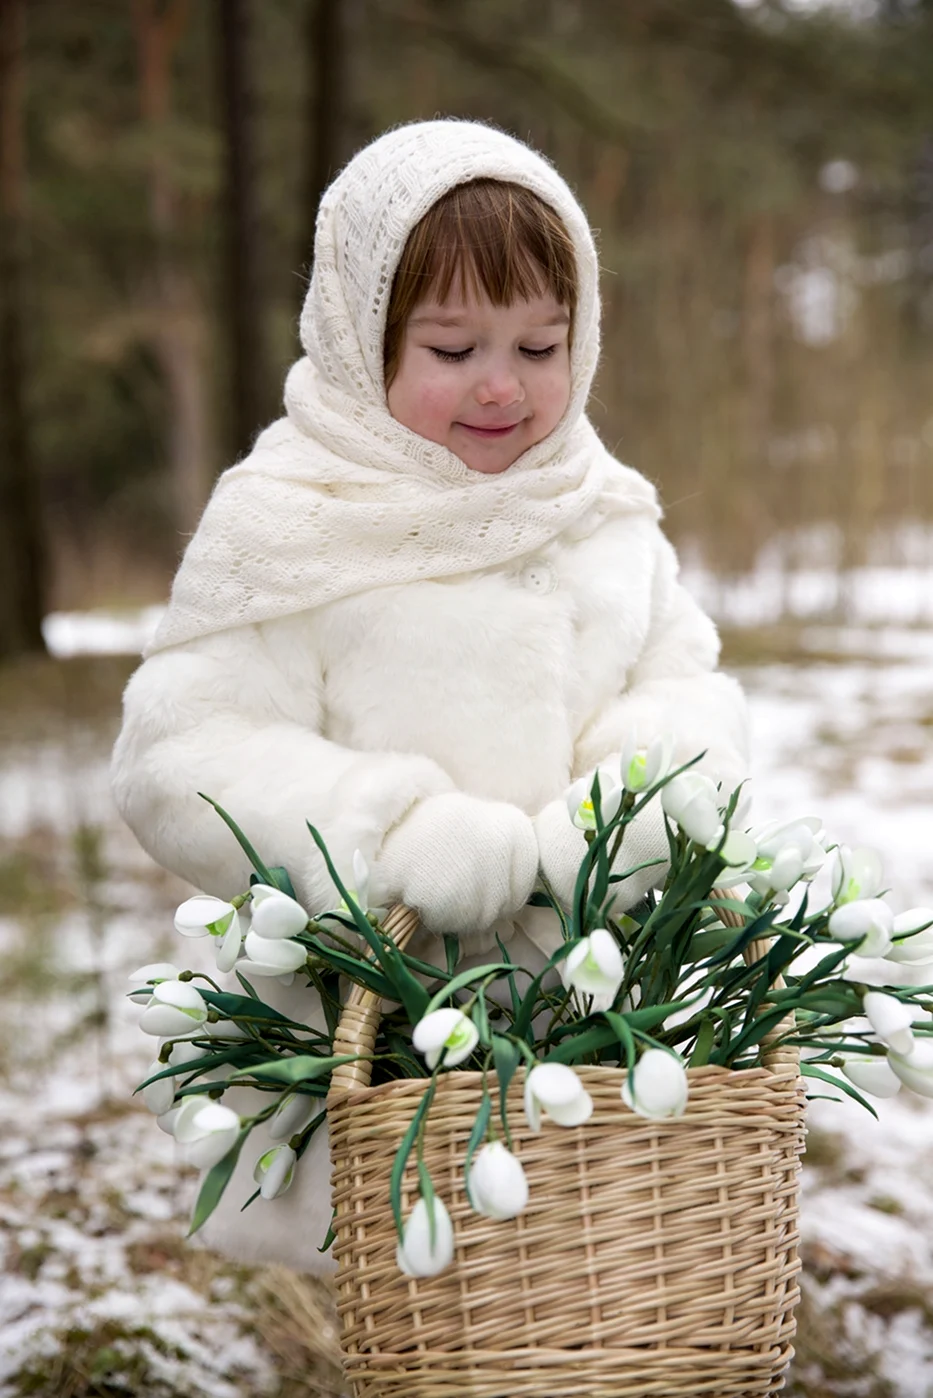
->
xmin=1 ymin=612 xmax=932 ymax=1397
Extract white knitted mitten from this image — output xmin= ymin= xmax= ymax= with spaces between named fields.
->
xmin=535 ymin=792 xmax=669 ymax=913
xmin=372 ymin=793 xmax=538 ymax=936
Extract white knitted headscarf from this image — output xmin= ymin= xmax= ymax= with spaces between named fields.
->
xmin=147 ymin=119 xmax=660 ymax=655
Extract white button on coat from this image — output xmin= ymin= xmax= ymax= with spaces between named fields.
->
xmin=519 ymin=560 xmax=558 ymax=595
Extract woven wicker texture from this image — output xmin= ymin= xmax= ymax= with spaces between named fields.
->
xmin=327 ymin=905 xmax=806 ymax=1398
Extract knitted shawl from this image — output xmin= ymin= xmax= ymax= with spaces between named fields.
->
xmin=146 ymin=120 xmax=660 ymax=656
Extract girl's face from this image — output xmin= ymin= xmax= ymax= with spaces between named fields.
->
xmin=386 ymin=289 xmax=572 ymax=474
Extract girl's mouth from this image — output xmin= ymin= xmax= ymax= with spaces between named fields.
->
xmin=457 ymin=422 xmax=521 ymax=438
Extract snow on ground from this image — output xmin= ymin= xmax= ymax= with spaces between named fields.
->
xmin=3 ymin=570 xmax=933 ymax=1396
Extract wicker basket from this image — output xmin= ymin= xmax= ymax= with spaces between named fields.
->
xmin=327 ymin=904 xmax=806 ymax=1398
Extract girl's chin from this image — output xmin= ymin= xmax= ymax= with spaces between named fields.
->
xmin=462 ymin=457 xmax=517 ymax=475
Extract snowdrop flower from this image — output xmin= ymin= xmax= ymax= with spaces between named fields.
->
xmin=619 ymin=733 xmax=672 ymax=793
xmin=863 ymin=991 xmax=914 ymax=1056
xmin=466 ymin=1142 xmax=529 ymax=1220
xmin=128 ymin=963 xmax=180 ymax=1003
xmin=253 ymin=1143 xmax=297 ymax=1200
xmin=242 ymin=929 xmax=307 ymax=977
xmin=886 ymin=909 xmax=933 ymax=966
xmin=139 ymin=980 xmax=208 ymax=1037
xmin=175 ymin=895 xmax=238 ymax=939
xmin=829 ymin=899 xmax=894 ymax=958
xmin=565 ymin=929 xmax=624 ymax=1004
xmin=887 ymin=1039 xmax=933 ymax=1098
xmin=268 ymin=1093 xmax=321 ymax=1141
xmin=341 ymin=848 xmax=375 ymax=912
xmin=524 ymin=1062 xmax=593 ymax=1133
xmin=622 ymin=1049 xmax=689 ymax=1120
xmin=139 ymin=1061 xmax=176 ymax=1116
xmin=661 ymin=772 xmax=721 ymax=847
xmin=832 ymin=846 xmax=884 ymax=906
xmin=713 ymin=829 xmax=758 ymax=882
xmin=396 ymin=1195 xmax=455 ymax=1277
xmin=156 ymin=1106 xmax=181 ymax=1136
xmin=412 ymin=1008 xmax=479 ymax=1070
xmin=250 ymin=885 xmax=309 ymax=939
xmin=566 ymin=773 xmax=623 ymax=831
xmin=748 ymin=817 xmax=825 ymax=894
xmin=841 ymin=1056 xmax=901 ymax=1099
xmin=174 ymin=896 xmax=247 ymax=973
xmin=172 ymin=1095 xmax=241 ymax=1169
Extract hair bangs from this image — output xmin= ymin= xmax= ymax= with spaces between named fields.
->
xmin=384 ymin=179 xmax=577 ymax=387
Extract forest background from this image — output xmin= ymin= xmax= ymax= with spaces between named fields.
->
xmin=2 ymin=6 xmax=933 ymax=1395
xmin=2 ymin=0 xmax=933 ymax=660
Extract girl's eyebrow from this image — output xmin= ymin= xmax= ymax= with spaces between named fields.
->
xmin=408 ymin=309 xmax=571 ymax=329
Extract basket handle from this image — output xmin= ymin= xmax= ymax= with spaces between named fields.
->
xmin=712 ymin=886 xmax=796 ymax=1072
xmin=327 ymin=903 xmax=420 ymax=1101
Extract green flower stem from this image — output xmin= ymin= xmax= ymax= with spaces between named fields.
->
xmin=605 ymin=791 xmax=637 ymax=873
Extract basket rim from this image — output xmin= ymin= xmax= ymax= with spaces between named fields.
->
xmin=328 ymin=1057 xmax=803 ymax=1113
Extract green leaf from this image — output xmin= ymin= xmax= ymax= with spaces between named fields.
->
xmin=491 ymin=1035 xmax=521 ymax=1145
xmin=475 ymin=987 xmax=491 ymax=1047
xmin=189 ymin=1128 xmax=249 ymax=1235
xmin=254 ymin=865 xmax=297 ymax=899
xmin=318 ymin=1211 xmax=337 ymax=1253
xmin=801 ymin=1063 xmax=878 ymax=1118
xmin=389 ymin=1080 xmax=436 ymax=1239
xmin=689 ymin=1016 xmax=717 ymax=1067
xmin=198 ymin=794 xmax=274 ymax=884
xmin=496 ymin=933 xmax=521 ymax=1017
xmin=602 ymin=1010 xmax=637 ymax=1071
xmin=463 ymin=1092 xmax=493 ymax=1190
xmin=545 ymin=1022 xmax=618 ymax=1063
xmin=513 ymin=941 xmax=575 ymax=1041
xmin=233 ymin=1053 xmax=359 ymax=1085
xmin=304 ymin=937 xmax=396 ymax=998
xmin=423 ymin=963 xmax=518 ymax=1017
xmin=200 ymin=990 xmax=310 ymax=1031
xmin=306 ymin=822 xmax=430 ymax=1023
xmin=444 ymin=936 xmax=459 ymax=975
xmin=137 ymin=1045 xmax=263 ymax=1090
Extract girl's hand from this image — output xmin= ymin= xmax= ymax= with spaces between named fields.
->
xmin=370 ymin=793 xmax=538 ymax=936
xmin=534 ymin=788 xmax=668 ymax=913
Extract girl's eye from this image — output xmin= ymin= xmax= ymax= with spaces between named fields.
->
xmin=429 ymin=344 xmax=559 ymax=363
xmin=430 ymin=347 xmax=472 ymax=363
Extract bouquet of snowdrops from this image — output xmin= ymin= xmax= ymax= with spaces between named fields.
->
xmin=130 ymin=744 xmax=933 ymax=1279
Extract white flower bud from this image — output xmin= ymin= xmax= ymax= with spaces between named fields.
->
xmin=250 ymin=885 xmax=309 ymax=939
xmin=523 ymin=1063 xmax=593 ymax=1133
xmin=138 ymin=981 xmax=208 ymax=1037
xmin=412 ymin=1008 xmax=479 ymax=1070
xmin=253 ymin=1143 xmax=297 ymax=1199
xmin=467 ymin=1142 xmax=529 ymax=1220
xmin=622 ymin=1049 xmax=689 ymax=1120
xmin=396 ymin=1195 xmax=455 ymax=1277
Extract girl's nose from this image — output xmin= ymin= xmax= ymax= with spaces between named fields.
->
xmin=476 ymin=366 xmax=524 ymax=406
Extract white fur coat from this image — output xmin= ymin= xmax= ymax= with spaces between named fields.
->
xmin=112 ymin=500 xmax=748 ymax=1274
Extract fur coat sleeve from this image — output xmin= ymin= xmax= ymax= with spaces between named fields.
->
xmin=110 ymin=623 xmax=458 ymax=908
xmin=574 ymin=534 xmax=747 ymax=787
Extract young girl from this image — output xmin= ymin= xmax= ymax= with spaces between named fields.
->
xmin=111 ymin=119 xmax=748 ymax=1274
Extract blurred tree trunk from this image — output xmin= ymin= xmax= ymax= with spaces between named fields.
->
xmin=217 ymin=0 xmax=268 ymax=460
xmin=742 ymin=211 xmax=775 ymax=454
xmin=133 ymin=0 xmax=214 ymax=536
xmin=299 ymin=0 xmax=351 ymax=294
xmin=0 ymin=0 xmax=46 ymax=658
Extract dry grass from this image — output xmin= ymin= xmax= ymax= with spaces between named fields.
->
xmin=251 ymin=1269 xmax=347 ymax=1398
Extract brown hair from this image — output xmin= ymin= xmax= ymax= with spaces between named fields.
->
xmin=383 ymin=179 xmax=577 ymax=388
